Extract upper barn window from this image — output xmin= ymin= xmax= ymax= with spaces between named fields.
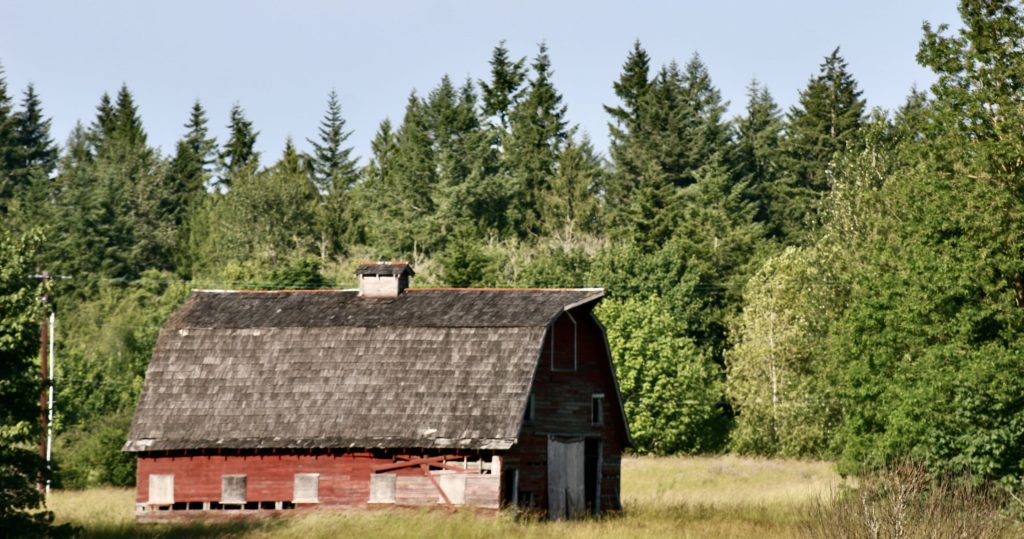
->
xmin=549 ymin=312 xmax=577 ymax=371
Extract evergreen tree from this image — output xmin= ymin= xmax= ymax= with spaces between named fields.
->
xmin=604 ymin=41 xmax=653 ymax=233
xmin=0 ymin=64 xmax=18 ymax=207
xmin=609 ymin=62 xmax=690 ymax=248
xmin=366 ymin=118 xmax=397 ymax=185
xmin=541 ymin=131 xmax=602 ymax=236
xmin=480 ymin=41 xmax=527 ymax=131
xmin=775 ymin=48 xmax=866 ymax=243
xmin=219 ymin=103 xmax=259 ymax=186
xmin=87 ymin=92 xmax=116 ymax=157
xmin=364 ymin=92 xmax=436 ymax=255
xmin=169 ymin=100 xmax=217 ymax=195
xmin=506 ymin=42 xmax=569 ymax=237
xmin=605 ymin=40 xmax=652 ymax=137
xmin=0 ymin=84 xmax=59 ymax=234
xmin=11 ymin=84 xmax=58 ymax=182
xmin=166 ymin=100 xmax=217 ymax=276
xmin=731 ymin=80 xmax=784 ymax=225
xmin=307 ymin=90 xmax=359 ymax=194
xmin=110 ymin=84 xmax=148 ymax=152
xmin=681 ymin=53 xmax=730 ymax=170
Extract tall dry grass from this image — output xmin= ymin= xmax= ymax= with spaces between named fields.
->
xmin=43 ymin=455 xmax=843 ymax=538
xmin=800 ymin=462 xmax=1018 ymax=539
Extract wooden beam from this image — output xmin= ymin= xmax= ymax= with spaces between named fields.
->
xmin=422 ymin=463 xmax=455 ymax=511
xmin=371 ymin=455 xmax=463 ymax=473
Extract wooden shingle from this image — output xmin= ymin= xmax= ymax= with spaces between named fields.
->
xmin=125 ymin=288 xmax=604 ymax=452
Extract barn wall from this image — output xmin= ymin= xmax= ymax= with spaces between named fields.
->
xmin=137 ymin=452 xmax=382 ymax=507
xmin=503 ymin=307 xmax=627 ymax=514
xmin=135 ymin=451 xmax=500 ymax=510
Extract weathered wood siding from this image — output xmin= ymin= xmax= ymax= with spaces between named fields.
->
xmin=503 ymin=308 xmax=627 ymax=514
xmin=135 ymin=451 xmax=500 ymax=513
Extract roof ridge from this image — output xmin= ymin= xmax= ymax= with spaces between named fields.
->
xmin=192 ymin=289 xmax=354 ymax=294
xmin=192 ymin=287 xmax=604 ymax=294
xmin=408 ymin=287 xmax=604 ymax=292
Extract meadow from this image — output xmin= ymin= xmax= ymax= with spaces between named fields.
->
xmin=47 ymin=455 xmax=842 ymax=538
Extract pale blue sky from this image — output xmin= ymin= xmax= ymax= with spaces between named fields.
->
xmin=2 ymin=1 xmax=962 ymax=164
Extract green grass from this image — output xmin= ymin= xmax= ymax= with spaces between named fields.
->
xmin=46 ymin=455 xmax=843 ymax=538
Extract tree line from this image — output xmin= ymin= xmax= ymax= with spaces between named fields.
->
xmin=3 ymin=2 xmax=1024 ymax=524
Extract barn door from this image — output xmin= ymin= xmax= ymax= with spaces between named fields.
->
xmin=547 ymin=437 xmax=585 ymax=519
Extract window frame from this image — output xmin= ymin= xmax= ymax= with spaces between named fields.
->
xmin=591 ymin=393 xmax=605 ymax=426
xmin=550 ymin=311 xmax=578 ymax=372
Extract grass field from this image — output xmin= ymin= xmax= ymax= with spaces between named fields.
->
xmin=47 ymin=455 xmax=842 ymax=538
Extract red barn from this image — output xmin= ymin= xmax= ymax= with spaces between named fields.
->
xmin=124 ymin=262 xmax=632 ymax=520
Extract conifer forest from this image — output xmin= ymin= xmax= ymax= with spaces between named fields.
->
xmin=4 ymin=0 xmax=1024 ymax=527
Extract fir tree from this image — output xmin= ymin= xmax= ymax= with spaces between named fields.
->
xmin=168 ymin=100 xmax=217 ymax=197
xmin=110 ymin=84 xmax=147 ymax=152
xmin=609 ymin=62 xmax=692 ymax=248
xmin=166 ymin=100 xmax=217 ymax=275
xmin=775 ymin=48 xmax=866 ymax=243
xmin=542 ymin=131 xmax=602 ymax=236
xmin=731 ymin=80 xmax=784 ymax=226
xmin=87 ymin=92 xmax=116 ymax=156
xmin=0 ymin=64 xmax=18 ymax=206
xmin=480 ymin=41 xmax=527 ymax=131
xmin=680 ymin=53 xmax=730 ymax=173
xmin=219 ymin=103 xmax=260 ymax=187
xmin=506 ymin=42 xmax=569 ymax=237
xmin=11 ymin=84 xmax=58 ymax=181
xmin=605 ymin=40 xmax=652 ymax=136
xmin=367 ymin=117 xmax=397 ymax=185
xmin=307 ymin=90 xmax=359 ymax=194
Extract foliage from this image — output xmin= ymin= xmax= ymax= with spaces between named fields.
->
xmin=54 ymin=270 xmax=189 ymax=489
xmin=0 ymin=230 xmax=74 ymax=537
xmin=726 ymin=247 xmax=841 ymax=457
xmin=597 ymin=296 xmax=727 ymax=454
xmin=4 ymin=2 xmax=1024 ymax=491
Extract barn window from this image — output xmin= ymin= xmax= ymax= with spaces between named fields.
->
xmin=293 ymin=473 xmax=319 ymax=503
xmin=221 ymin=474 xmax=247 ymax=504
xmin=148 ymin=474 xmax=174 ymax=504
xmin=550 ymin=312 xmax=577 ymax=372
xmin=369 ymin=474 xmax=396 ymax=503
xmin=524 ymin=392 xmax=535 ymax=423
xmin=591 ymin=394 xmax=604 ymax=426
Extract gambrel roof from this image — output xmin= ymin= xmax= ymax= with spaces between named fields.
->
xmin=124 ymin=288 xmax=605 ymax=452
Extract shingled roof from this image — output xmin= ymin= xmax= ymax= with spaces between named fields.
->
xmin=124 ymin=288 xmax=604 ymax=452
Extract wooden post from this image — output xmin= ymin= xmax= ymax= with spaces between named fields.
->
xmin=422 ymin=464 xmax=454 ymax=511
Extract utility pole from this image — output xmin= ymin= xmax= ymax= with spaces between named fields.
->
xmin=32 ymin=271 xmax=67 ymax=495
xmin=35 ymin=271 xmax=50 ymax=493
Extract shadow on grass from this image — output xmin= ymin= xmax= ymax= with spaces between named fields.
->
xmin=78 ymin=515 xmax=287 ymax=539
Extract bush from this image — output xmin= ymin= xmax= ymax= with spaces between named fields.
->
xmin=801 ymin=462 xmax=1014 ymax=539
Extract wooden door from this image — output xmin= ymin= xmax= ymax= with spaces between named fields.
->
xmin=547 ymin=437 xmax=585 ymax=519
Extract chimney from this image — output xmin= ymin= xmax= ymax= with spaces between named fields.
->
xmin=355 ymin=261 xmax=414 ymax=298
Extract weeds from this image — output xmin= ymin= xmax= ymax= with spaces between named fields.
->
xmin=801 ymin=462 xmax=1015 ymax=539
